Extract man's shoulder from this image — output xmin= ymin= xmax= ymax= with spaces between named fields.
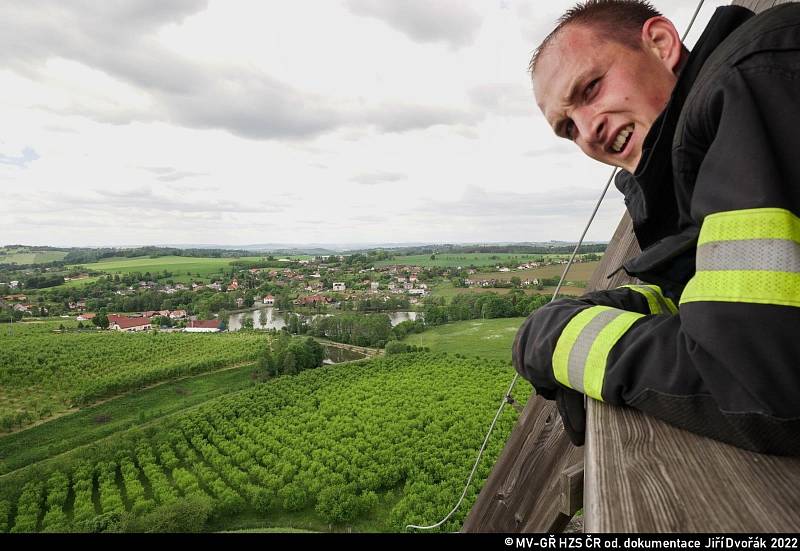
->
xmin=709 ymin=4 xmax=800 ymax=71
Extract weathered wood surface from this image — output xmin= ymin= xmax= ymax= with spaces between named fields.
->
xmin=585 ymin=401 xmax=800 ymax=532
xmin=462 ymin=396 xmax=584 ymax=532
xmin=584 ymin=0 xmax=800 ymax=533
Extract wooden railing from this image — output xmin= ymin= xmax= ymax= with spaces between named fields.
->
xmin=465 ymin=0 xmax=800 ymax=533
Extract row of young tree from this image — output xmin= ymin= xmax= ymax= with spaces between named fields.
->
xmin=0 ymin=352 xmax=527 ymax=532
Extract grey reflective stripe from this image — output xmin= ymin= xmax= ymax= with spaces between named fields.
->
xmin=566 ymin=309 xmax=624 ymax=393
xmin=696 ymin=239 xmax=800 ymax=272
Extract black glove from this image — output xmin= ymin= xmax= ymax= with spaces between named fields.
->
xmin=513 ymin=300 xmax=590 ymax=446
xmin=556 ymin=388 xmax=586 ymax=446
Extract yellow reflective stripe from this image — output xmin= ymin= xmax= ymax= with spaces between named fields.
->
xmin=699 ymin=208 xmax=800 ymax=245
xmin=552 ymin=306 xmax=644 ymax=402
xmin=684 ymin=207 xmax=800 ymax=308
xmin=622 ymin=284 xmax=677 ymax=314
xmin=583 ymin=311 xmax=643 ymax=401
xmin=680 ymin=270 xmax=800 ymax=308
xmin=552 ymin=306 xmax=608 ymax=391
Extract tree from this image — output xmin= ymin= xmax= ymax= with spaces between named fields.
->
xmin=93 ymin=310 xmax=110 ymax=330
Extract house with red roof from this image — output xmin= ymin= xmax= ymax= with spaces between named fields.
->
xmin=184 ymin=319 xmax=222 ymax=333
xmin=109 ymin=315 xmax=152 ymax=332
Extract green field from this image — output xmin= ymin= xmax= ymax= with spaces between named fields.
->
xmin=0 ymin=353 xmax=530 ymax=532
xmin=373 ymin=253 xmax=574 ymax=268
xmin=0 ymin=249 xmax=68 ymax=265
xmin=50 ymin=276 xmax=102 ymax=290
xmin=403 ymin=318 xmax=526 ymax=363
xmin=0 ymin=321 xmax=268 ymax=430
xmin=70 ymin=255 xmax=268 ymax=283
xmin=477 ymin=260 xmax=600 ymax=283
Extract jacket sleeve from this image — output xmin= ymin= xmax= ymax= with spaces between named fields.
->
xmin=514 ymin=56 xmax=800 ymax=456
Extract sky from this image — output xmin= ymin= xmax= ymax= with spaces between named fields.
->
xmin=0 ymin=0 xmax=729 ymax=248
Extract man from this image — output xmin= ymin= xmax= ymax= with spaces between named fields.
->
xmin=513 ymin=0 xmax=800 ymax=455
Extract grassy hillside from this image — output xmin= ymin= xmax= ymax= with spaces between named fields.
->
xmin=0 ymin=248 xmax=68 ymax=265
xmin=70 ymin=255 xmax=267 ymax=283
xmin=476 ymin=260 xmax=600 ymax=282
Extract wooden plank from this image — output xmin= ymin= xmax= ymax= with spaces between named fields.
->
xmin=585 ymin=402 xmax=800 ymax=532
xmin=584 ymin=0 xmax=800 ymax=533
xmin=560 ymin=462 xmax=584 ymax=517
xmin=461 ymin=395 xmax=584 ymax=532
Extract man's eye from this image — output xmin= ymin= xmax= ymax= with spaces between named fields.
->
xmin=584 ymin=78 xmax=600 ymax=99
xmin=565 ymin=120 xmax=576 ymax=140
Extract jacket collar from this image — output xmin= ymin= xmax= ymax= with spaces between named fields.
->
xmin=614 ymin=5 xmax=754 ymax=248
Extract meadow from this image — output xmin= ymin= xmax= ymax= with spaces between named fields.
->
xmin=403 ymin=318 xmax=525 ymax=363
xmin=0 ymin=353 xmax=530 ymax=533
xmin=476 ymin=260 xmax=600 ymax=283
xmin=69 ymin=255 xmax=269 ymax=283
xmin=0 ymin=248 xmax=68 ymax=265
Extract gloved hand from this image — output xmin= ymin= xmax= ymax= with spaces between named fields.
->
xmin=556 ymin=388 xmax=586 ymax=446
xmin=512 ymin=300 xmax=591 ymax=447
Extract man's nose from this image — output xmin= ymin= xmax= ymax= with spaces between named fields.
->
xmin=574 ymin=110 xmax=606 ymax=145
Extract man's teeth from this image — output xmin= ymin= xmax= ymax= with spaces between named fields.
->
xmin=612 ymin=125 xmax=634 ymax=153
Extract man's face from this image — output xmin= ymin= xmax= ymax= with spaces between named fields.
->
xmin=533 ymin=24 xmax=678 ymax=173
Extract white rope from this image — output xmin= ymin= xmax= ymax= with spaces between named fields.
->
xmin=406 ymin=0 xmax=706 ymax=532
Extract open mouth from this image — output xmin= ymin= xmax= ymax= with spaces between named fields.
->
xmin=610 ymin=124 xmax=634 ymax=154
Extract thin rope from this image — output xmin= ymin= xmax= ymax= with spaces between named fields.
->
xmin=406 ymin=167 xmax=616 ymax=533
xmin=406 ymin=0 xmax=705 ymax=532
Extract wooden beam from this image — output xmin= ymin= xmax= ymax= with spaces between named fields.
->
xmin=461 ymin=396 xmax=584 ymax=532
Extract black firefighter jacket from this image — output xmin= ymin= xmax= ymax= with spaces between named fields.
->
xmin=513 ymin=4 xmax=800 ymax=455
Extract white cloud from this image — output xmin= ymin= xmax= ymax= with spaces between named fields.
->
xmin=0 ymin=0 xmax=722 ymax=247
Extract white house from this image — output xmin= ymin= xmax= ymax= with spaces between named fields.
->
xmin=262 ymin=294 xmax=275 ymax=306
xmin=332 ymin=282 xmax=346 ymax=291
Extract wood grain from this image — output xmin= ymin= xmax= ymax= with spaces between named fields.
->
xmin=461 ymin=396 xmax=584 ymax=532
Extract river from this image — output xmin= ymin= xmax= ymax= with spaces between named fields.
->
xmin=226 ymin=308 xmax=419 ymax=332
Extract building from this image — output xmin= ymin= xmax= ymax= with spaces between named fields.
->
xmin=294 ymin=294 xmax=331 ymax=306
xmin=227 ymin=279 xmax=239 ymax=291
xmin=332 ymin=282 xmax=346 ymax=292
xmin=169 ymin=310 xmax=187 ymax=319
xmin=235 ymin=297 xmax=245 ymax=308
xmin=76 ymin=313 xmax=96 ymax=321
xmin=109 ymin=315 xmax=152 ymax=332
xmin=184 ymin=319 xmax=222 ymax=333
xmin=370 ymin=282 xmax=380 ymax=293
xmin=262 ymin=295 xmax=275 ymax=306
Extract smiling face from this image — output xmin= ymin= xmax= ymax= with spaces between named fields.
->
xmin=533 ymin=19 xmax=683 ymax=173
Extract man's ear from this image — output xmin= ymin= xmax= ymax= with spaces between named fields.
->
xmin=641 ymin=16 xmax=683 ymax=74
